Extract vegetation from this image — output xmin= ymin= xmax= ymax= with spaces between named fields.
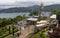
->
xmin=29 ymin=11 xmax=38 ymax=16
xmin=1 ymin=4 xmax=60 ymax=13
xmin=0 ymin=7 xmax=32 ymax=13
xmin=52 ymin=10 xmax=60 ymax=14
xmin=40 ymin=17 xmax=47 ymax=20
xmin=0 ymin=16 xmax=25 ymax=27
xmin=31 ymin=27 xmax=49 ymax=38
xmin=0 ymin=15 xmax=25 ymax=38
xmin=0 ymin=24 xmax=18 ymax=38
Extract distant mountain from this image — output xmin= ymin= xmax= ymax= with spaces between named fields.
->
xmin=0 ymin=4 xmax=60 ymax=13
xmin=0 ymin=8 xmax=3 ymax=10
xmin=44 ymin=4 xmax=60 ymax=12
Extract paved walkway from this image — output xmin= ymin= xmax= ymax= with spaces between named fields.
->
xmin=18 ymin=25 xmax=34 ymax=38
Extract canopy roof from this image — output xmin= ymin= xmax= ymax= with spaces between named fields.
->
xmin=27 ymin=18 xmax=38 ymax=21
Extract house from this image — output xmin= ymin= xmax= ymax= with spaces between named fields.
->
xmin=48 ymin=14 xmax=60 ymax=38
xmin=50 ymin=14 xmax=56 ymax=19
xmin=49 ymin=14 xmax=57 ymax=25
xmin=17 ymin=20 xmax=27 ymax=30
xmin=36 ymin=20 xmax=48 ymax=30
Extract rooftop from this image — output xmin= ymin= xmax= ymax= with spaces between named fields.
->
xmin=27 ymin=17 xmax=38 ymax=21
xmin=50 ymin=14 xmax=56 ymax=19
xmin=37 ymin=20 xmax=48 ymax=24
xmin=36 ymin=24 xmax=46 ymax=27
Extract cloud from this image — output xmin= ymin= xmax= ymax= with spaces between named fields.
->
xmin=0 ymin=0 xmax=60 ymax=7
xmin=0 ymin=0 xmax=15 ymax=4
xmin=0 ymin=0 xmax=60 ymax=4
xmin=0 ymin=0 xmax=60 ymax=3
xmin=17 ymin=0 xmax=60 ymax=3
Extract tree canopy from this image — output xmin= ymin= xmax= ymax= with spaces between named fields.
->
xmin=52 ymin=10 xmax=60 ymax=14
xmin=29 ymin=11 xmax=38 ymax=16
xmin=0 ymin=16 xmax=26 ymax=27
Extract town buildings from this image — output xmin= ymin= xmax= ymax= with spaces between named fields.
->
xmin=48 ymin=14 xmax=60 ymax=38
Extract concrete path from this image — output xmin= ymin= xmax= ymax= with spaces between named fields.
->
xmin=18 ymin=25 xmax=34 ymax=38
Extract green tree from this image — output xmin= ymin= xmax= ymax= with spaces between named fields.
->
xmin=7 ymin=18 xmax=13 ymax=24
xmin=15 ymin=16 xmax=26 ymax=21
xmin=29 ymin=11 xmax=38 ymax=16
xmin=52 ymin=10 xmax=60 ymax=14
xmin=1 ymin=18 xmax=7 ymax=27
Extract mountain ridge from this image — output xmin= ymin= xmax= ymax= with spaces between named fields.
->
xmin=0 ymin=4 xmax=60 ymax=13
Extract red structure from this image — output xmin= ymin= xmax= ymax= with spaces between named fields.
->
xmin=38 ymin=25 xmax=46 ymax=30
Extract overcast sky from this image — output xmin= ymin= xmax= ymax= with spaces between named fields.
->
xmin=0 ymin=0 xmax=60 ymax=8
xmin=0 ymin=0 xmax=60 ymax=4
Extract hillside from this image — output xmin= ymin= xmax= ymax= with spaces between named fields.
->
xmin=0 ymin=4 xmax=60 ymax=13
xmin=44 ymin=4 xmax=60 ymax=11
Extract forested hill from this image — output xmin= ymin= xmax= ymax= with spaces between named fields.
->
xmin=0 ymin=4 xmax=60 ymax=13
xmin=44 ymin=4 xmax=60 ymax=12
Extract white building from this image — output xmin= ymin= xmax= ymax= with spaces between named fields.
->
xmin=36 ymin=20 xmax=48 ymax=27
xmin=27 ymin=18 xmax=38 ymax=21
xmin=17 ymin=21 xmax=27 ymax=30
xmin=50 ymin=14 xmax=56 ymax=19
